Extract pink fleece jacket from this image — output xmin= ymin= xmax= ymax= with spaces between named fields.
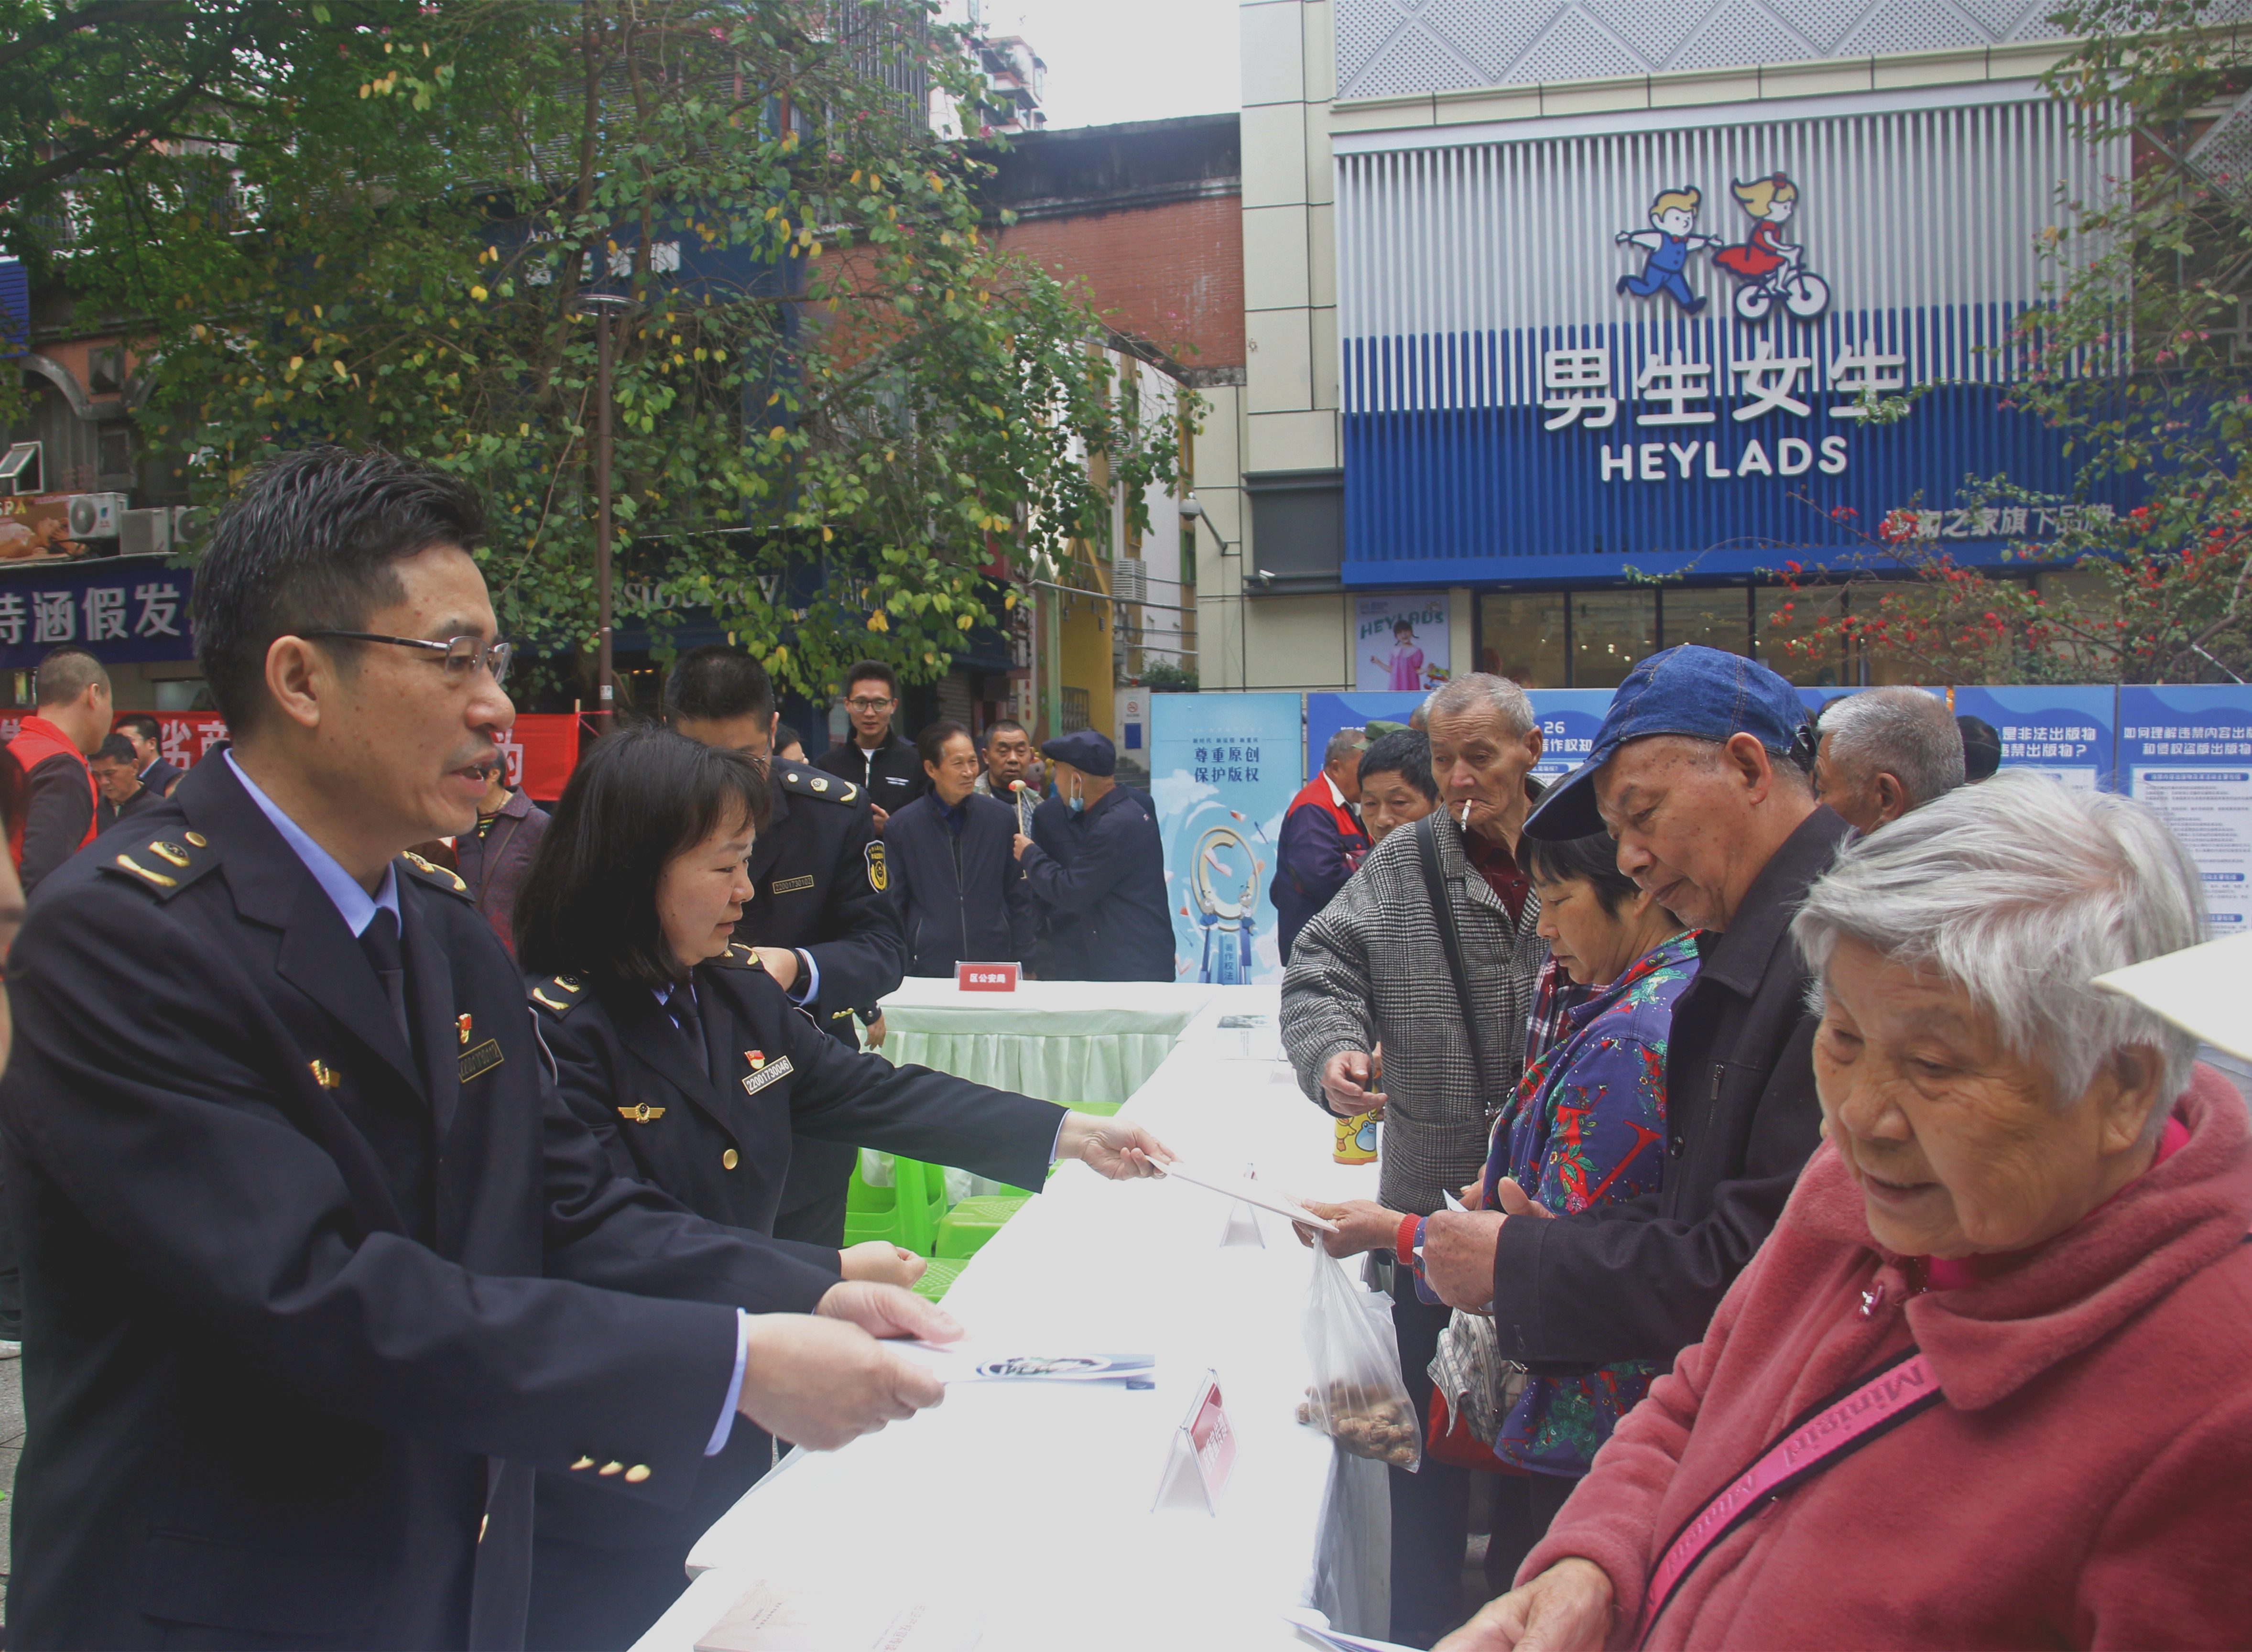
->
xmin=1523 ymin=1065 xmax=2252 ymax=1650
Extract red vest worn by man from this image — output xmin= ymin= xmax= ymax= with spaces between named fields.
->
xmin=7 ymin=715 xmax=99 ymax=869
xmin=1274 ymin=771 xmax=1371 ymax=962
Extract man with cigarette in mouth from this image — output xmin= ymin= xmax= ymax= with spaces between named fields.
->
xmin=1281 ymin=672 xmax=1550 ymax=1646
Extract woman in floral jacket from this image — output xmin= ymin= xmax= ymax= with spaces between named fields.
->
xmin=1302 ymin=829 xmax=1696 ymax=1569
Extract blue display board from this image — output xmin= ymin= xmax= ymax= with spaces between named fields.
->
xmin=1149 ymin=694 xmax=1302 ymax=984
xmin=1306 ymin=691 xmax=1423 ymax=778
xmin=2118 ymin=686 xmax=2252 ymax=935
xmin=1525 ymin=689 xmax=1616 ymax=783
xmin=0 ymin=562 xmax=196 ymax=670
xmin=1952 ymin=685 xmax=2116 ymax=793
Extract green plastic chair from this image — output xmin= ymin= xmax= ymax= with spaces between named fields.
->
xmin=911 ymin=1257 xmax=969 ymax=1303
xmin=841 ymin=1155 xmax=946 ymax=1256
xmin=934 ymin=1194 xmax=1030 ymax=1260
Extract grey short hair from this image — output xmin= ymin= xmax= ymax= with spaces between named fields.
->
xmin=1818 ymin=688 xmax=1966 ymax=811
xmin=1792 ymin=771 xmax=2204 ymax=1112
xmin=1323 ymin=727 xmax=1367 ymax=768
xmin=1424 ymin=673 xmax=1535 ymax=737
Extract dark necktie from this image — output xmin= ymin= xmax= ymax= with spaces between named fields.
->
xmin=672 ymin=988 xmax=710 ymax=1080
xmin=359 ymin=906 xmax=410 ymax=1043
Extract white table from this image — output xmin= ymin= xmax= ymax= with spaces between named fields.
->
xmin=878 ymin=978 xmax=1215 ymax=1107
xmin=633 ymin=986 xmax=1395 ymax=1652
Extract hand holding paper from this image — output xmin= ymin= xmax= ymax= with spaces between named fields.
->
xmin=1057 ymin=1112 xmax=1175 ymax=1179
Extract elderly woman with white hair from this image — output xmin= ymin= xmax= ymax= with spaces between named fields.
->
xmin=1441 ymin=772 xmax=2252 ymax=1651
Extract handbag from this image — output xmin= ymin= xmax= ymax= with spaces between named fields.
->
xmin=1412 ymin=814 xmax=1532 ymax=1456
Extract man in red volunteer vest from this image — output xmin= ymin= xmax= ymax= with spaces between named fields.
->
xmin=10 ymin=646 xmax=111 ymax=893
xmin=1275 ymin=726 xmax=1371 ymax=962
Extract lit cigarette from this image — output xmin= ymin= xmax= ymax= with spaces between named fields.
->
xmin=1459 ymin=800 xmax=1473 ymax=829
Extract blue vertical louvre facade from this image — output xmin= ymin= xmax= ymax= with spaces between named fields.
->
xmin=1335 ymin=85 xmax=2128 ymax=588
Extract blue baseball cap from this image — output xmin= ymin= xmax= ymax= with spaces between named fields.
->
xmin=1523 ymin=645 xmax=1814 ymax=841
xmin=1040 ymin=728 xmax=1117 ymax=778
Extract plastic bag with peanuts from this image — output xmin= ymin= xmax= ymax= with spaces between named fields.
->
xmin=1295 ymin=1246 xmax=1423 ymax=1472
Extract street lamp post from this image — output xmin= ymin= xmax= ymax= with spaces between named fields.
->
xmin=575 ymin=291 xmax=638 ymax=731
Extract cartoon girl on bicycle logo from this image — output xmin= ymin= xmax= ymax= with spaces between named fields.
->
xmin=1614 ymin=172 xmax=1830 ymax=323
xmin=1711 ymin=173 xmax=1830 ymax=322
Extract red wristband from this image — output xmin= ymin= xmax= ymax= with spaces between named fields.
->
xmin=1396 ymin=1212 xmax=1420 ymax=1268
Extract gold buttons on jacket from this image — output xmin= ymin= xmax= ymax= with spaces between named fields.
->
xmin=598 ymin=1460 xmax=624 ymax=1477
xmin=624 ymin=1464 xmax=652 ymax=1484
xmin=722 ymin=1148 xmax=740 ymax=1170
xmin=570 ymin=1456 xmax=595 ymax=1471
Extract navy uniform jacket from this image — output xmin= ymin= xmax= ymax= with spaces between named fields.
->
xmin=733 ymin=761 xmax=908 ymax=1230
xmin=0 ymin=757 xmax=845 ymax=1650
xmin=884 ymin=791 xmax=1035 ymax=976
xmin=1016 ymin=786 xmax=1173 ymax=983
xmin=529 ymin=946 xmax=1063 ymax=1549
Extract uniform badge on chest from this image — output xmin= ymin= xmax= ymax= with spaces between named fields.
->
xmin=740 ymin=1053 xmax=794 ymax=1097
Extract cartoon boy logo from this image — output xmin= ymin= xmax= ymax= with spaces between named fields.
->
xmin=1712 ymin=173 xmax=1831 ymax=322
xmin=1614 ymin=185 xmax=1719 ymax=314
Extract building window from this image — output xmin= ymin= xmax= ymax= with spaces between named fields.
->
xmin=1660 ymin=588 xmax=1752 ymax=659
xmin=1570 ymin=590 xmax=1656 ymax=688
xmin=1061 ymin=685 xmax=1090 ymax=732
xmin=1476 ymin=591 xmax=1567 ymax=688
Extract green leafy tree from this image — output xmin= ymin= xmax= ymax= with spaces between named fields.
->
xmin=1766 ymin=0 xmax=2252 ymax=686
xmin=22 ymin=0 xmax=1183 ymax=703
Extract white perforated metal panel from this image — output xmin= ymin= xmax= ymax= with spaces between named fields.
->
xmin=1336 ymin=0 xmax=2082 ymax=100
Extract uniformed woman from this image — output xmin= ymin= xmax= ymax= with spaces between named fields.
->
xmin=511 ymin=726 xmax=1171 ymax=1649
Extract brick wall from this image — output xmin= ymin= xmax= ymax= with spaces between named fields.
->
xmin=996 ymin=192 xmax=1244 ymax=371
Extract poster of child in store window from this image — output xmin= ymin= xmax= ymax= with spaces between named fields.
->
xmin=1355 ymin=594 xmax=1450 ymax=693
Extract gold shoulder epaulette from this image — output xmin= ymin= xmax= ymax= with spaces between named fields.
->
xmin=531 ymin=974 xmax=588 ymax=1016
xmin=400 ymin=850 xmax=472 ymax=898
xmin=100 ymin=831 xmax=219 ymax=902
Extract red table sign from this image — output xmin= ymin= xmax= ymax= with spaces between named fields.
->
xmin=1153 ymin=1369 xmax=1235 ymax=1514
xmin=956 ymin=962 xmax=1021 ymax=992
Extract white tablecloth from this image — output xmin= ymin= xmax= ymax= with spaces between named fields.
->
xmin=632 ymin=986 xmax=1394 ymax=1652
xmin=878 ymin=978 xmax=1216 ymax=1108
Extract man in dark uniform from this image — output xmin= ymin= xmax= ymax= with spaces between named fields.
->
xmin=664 ymin=646 xmax=905 ymax=1248
xmin=0 ymin=448 xmax=957 ymax=1650
xmin=116 ymin=712 xmax=185 ymax=799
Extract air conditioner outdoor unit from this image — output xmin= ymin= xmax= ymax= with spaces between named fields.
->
xmin=66 ymin=492 xmax=127 ymax=539
xmin=119 ymin=507 xmax=172 ymax=557
xmin=172 ymin=505 xmax=211 ymax=543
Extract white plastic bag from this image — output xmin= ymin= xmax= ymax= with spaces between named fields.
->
xmin=1296 ymin=1247 xmax=1422 ymax=1472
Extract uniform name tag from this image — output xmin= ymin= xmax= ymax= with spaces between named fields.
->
xmin=458 ymin=1039 xmax=505 ymax=1083
xmin=740 ymin=1054 xmax=795 ymax=1097
xmin=770 ymin=874 xmax=816 ymax=895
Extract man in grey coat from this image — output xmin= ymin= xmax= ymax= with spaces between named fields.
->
xmin=1282 ymin=673 xmax=1549 ymax=1648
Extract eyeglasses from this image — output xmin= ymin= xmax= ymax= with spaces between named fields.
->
xmin=847 ymin=696 xmax=895 ymax=712
xmin=302 ymin=631 xmax=514 ymax=685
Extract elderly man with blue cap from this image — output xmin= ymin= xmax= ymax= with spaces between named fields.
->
xmin=1011 ymin=729 xmax=1174 ymax=981
xmin=1421 ymin=647 xmax=1850 ymax=1410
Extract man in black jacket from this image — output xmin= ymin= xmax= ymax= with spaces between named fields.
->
xmin=1011 ymin=729 xmax=1172 ymax=982
xmin=885 ymin=719 xmax=1034 ymax=976
xmin=0 ymin=448 xmax=957 ymax=1650
xmin=1423 ymin=646 xmax=1844 ymax=1371
xmin=812 ymin=659 xmax=925 ymax=830
xmin=116 ymin=712 xmax=184 ymax=799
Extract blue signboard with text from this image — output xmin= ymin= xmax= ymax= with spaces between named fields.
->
xmin=1150 ymin=694 xmax=1300 ymax=985
xmin=1306 ymin=691 xmax=1423 ymax=780
xmin=1952 ymin=685 xmax=2115 ymax=793
xmin=2119 ymin=686 xmax=2252 ymax=934
xmin=0 ymin=563 xmax=194 ymax=670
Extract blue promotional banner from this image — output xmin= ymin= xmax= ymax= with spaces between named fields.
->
xmin=0 ymin=562 xmax=195 ymax=670
xmin=1952 ymin=685 xmax=2116 ymax=793
xmin=1150 ymin=693 xmax=1301 ymax=984
xmin=1526 ymin=689 xmax=1615 ymax=783
xmin=1307 ymin=691 xmax=1423 ymax=778
xmin=2119 ymin=686 xmax=2252 ymax=935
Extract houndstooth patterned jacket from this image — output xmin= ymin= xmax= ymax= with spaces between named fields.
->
xmin=1281 ymin=806 xmax=1547 ymax=1215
